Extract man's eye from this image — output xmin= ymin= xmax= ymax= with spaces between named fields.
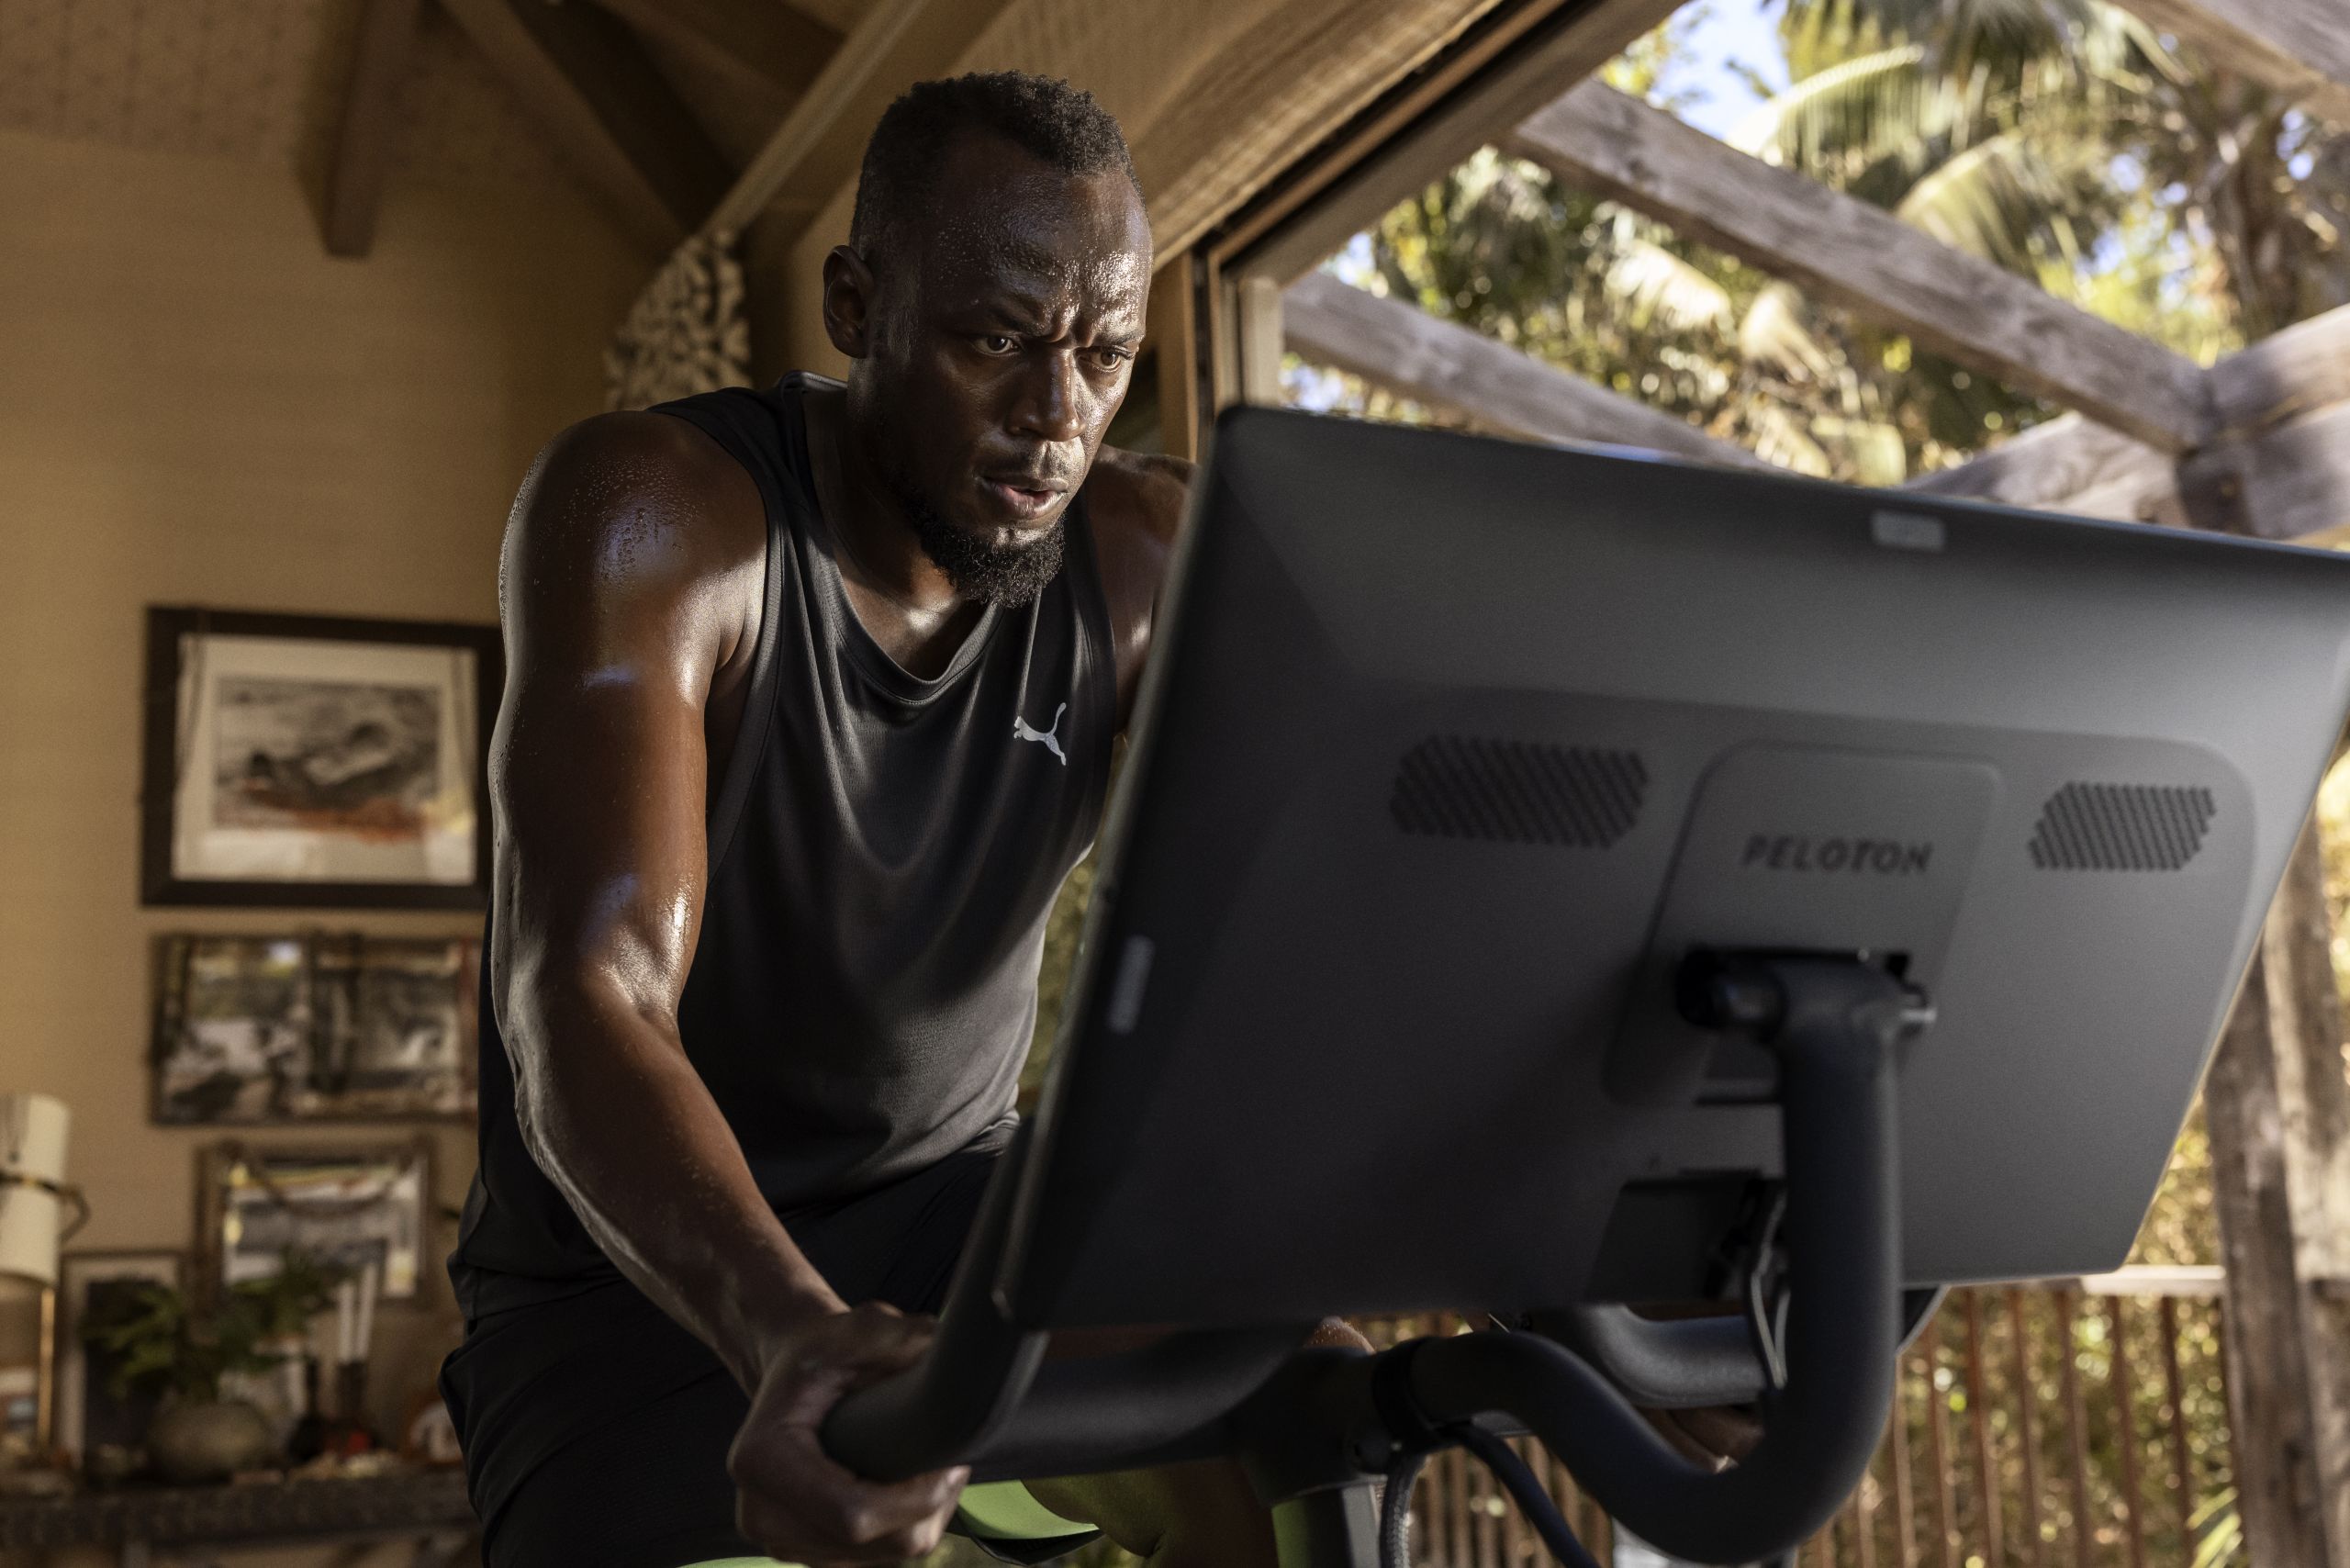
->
xmin=978 ymin=334 xmax=1018 ymax=354
xmin=1090 ymin=347 xmax=1134 ymax=371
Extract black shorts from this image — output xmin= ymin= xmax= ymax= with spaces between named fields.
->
xmin=440 ymin=1120 xmax=1084 ymax=1568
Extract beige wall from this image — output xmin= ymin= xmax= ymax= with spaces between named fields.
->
xmin=0 ymin=127 xmax=643 ymax=1562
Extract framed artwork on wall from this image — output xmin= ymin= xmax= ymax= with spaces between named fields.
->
xmin=196 ymin=1140 xmax=432 ymax=1304
xmin=151 ymin=933 xmax=479 ymax=1125
xmin=54 ymin=1250 xmax=185 ymax=1467
xmin=140 ymin=607 xmax=498 ymax=909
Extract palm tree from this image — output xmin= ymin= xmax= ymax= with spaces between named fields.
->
xmin=1755 ymin=0 xmax=2350 ymax=342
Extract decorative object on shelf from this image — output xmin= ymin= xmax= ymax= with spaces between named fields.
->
xmin=53 ymin=1251 xmax=180 ymax=1471
xmin=73 ymin=1252 xmax=340 ymax=1483
xmin=151 ymin=934 xmax=479 ymax=1125
xmin=140 ymin=607 xmax=498 ymax=909
xmin=0 ymin=1092 xmax=88 ymax=1458
xmin=399 ymin=1388 xmax=462 ymax=1468
xmin=604 ymin=228 xmax=749 ymax=411
xmin=196 ymin=1142 xmax=431 ymax=1303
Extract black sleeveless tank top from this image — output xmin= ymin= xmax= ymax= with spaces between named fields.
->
xmin=450 ymin=374 xmax=1118 ymax=1317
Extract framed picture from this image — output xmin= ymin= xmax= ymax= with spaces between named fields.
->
xmin=196 ymin=1140 xmax=433 ymax=1303
xmin=55 ymin=1250 xmax=185 ymax=1466
xmin=152 ymin=934 xmax=479 ymax=1124
xmin=140 ymin=607 xmax=498 ymax=908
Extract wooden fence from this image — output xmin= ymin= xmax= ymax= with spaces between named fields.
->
xmin=1398 ymin=1271 xmax=2238 ymax=1568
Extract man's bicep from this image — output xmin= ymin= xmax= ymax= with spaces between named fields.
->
xmin=490 ymin=415 xmax=755 ymax=1032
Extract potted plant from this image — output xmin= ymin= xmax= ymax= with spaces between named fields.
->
xmin=80 ymin=1253 xmax=341 ymax=1484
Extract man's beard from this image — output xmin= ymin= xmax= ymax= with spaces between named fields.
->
xmin=896 ymin=479 xmax=1066 ymax=609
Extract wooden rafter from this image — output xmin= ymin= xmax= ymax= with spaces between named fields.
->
xmin=1283 ymin=272 xmax=1768 ymax=469
xmin=2210 ymin=302 xmax=2350 ymax=439
xmin=2117 ymin=0 xmax=2350 ymax=129
xmin=323 ymin=0 xmax=422 ymax=258
xmin=702 ymin=0 xmax=1016 ymax=241
xmin=586 ymin=0 xmax=840 ymax=105
xmin=1503 ymin=81 xmax=2214 ymax=453
xmin=1907 ymin=413 xmax=2181 ymax=521
xmin=441 ymin=0 xmax=732 ymax=253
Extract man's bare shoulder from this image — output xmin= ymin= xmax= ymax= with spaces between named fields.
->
xmin=1080 ymin=443 xmax=1193 ymax=585
xmin=505 ymin=410 xmax=767 ymax=610
xmin=1086 ymin=446 xmax=1195 ymax=555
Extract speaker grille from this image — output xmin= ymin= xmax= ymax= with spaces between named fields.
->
xmin=2028 ymin=782 xmax=2216 ymax=871
xmin=1391 ymin=736 xmax=1646 ymax=847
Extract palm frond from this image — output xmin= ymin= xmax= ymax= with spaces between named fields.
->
xmin=1739 ymin=283 xmax=1838 ymax=382
xmin=1605 ymin=236 xmax=1736 ymax=333
xmin=1746 ymin=401 xmax=1837 ymax=476
xmin=1776 ymin=0 xmax=2092 ymax=73
xmin=1895 ymin=129 xmax=2069 ymax=272
xmin=1729 ymin=44 xmax=1942 ymax=174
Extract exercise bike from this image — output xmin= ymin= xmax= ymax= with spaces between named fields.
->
xmin=823 ymin=409 xmax=2350 ymax=1567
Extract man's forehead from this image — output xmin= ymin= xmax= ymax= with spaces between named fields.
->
xmin=911 ymin=145 xmax=1150 ymax=315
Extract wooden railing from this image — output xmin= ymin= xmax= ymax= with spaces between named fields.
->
xmin=1397 ymin=1271 xmax=2238 ymax=1568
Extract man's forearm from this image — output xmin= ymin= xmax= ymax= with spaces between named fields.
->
xmin=509 ymin=984 xmax=839 ymax=1388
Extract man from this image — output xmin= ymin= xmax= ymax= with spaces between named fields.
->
xmin=439 ymin=72 xmax=1266 ymax=1568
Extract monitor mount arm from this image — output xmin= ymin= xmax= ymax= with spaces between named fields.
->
xmin=823 ymin=953 xmax=1926 ymax=1568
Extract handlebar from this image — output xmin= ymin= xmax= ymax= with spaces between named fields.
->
xmin=820 ymin=956 xmax=1914 ymax=1565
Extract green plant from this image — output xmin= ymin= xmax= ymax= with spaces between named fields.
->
xmin=80 ymin=1252 xmax=344 ymax=1406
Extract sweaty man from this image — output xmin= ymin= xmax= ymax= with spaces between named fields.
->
xmin=441 ymin=73 xmax=1276 ymax=1568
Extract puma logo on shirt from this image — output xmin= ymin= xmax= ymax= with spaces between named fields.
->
xmin=1013 ymin=702 xmax=1068 ymax=766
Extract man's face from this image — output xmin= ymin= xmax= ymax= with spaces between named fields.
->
xmin=846 ymin=133 xmax=1151 ymax=593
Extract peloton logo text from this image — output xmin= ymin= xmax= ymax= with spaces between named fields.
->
xmin=1740 ymin=834 xmax=1933 ymax=876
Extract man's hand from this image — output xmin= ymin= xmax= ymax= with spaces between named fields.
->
xmin=1641 ymin=1404 xmax=1764 ymax=1471
xmin=729 ymin=1301 xmax=970 ymax=1564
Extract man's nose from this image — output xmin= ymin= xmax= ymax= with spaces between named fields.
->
xmin=1009 ymin=349 xmax=1085 ymax=445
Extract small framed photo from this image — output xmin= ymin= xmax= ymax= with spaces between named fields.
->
xmin=152 ymin=934 xmax=479 ymax=1124
xmin=140 ymin=607 xmax=498 ymax=909
xmin=55 ymin=1250 xmax=186 ymax=1467
xmin=196 ymin=1140 xmax=433 ymax=1303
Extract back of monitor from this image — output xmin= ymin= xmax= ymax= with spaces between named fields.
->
xmin=998 ymin=409 xmax=2350 ymax=1331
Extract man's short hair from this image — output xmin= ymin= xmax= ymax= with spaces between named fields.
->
xmin=849 ymin=72 xmax=1140 ymax=264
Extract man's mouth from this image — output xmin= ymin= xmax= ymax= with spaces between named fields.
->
xmin=981 ymin=476 xmax=1068 ymax=520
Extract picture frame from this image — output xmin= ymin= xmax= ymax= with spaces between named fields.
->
xmin=151 ymin=933 xmax=479 ymax=1125
xmin=195 ymin=1140 xmax=433 ymax=1305
xmin=140 ymin=607 xmax=498 ymax=909
xmin=54 ymin=1250 xmax=185 ymax=1467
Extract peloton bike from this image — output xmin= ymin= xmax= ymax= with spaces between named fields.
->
xmin=822 ymin=407 xmax=2350 ymax=1568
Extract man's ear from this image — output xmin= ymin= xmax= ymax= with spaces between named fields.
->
xmin=822 ymin=244 xmax=878 ymax=360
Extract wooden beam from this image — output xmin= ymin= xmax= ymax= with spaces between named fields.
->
xmin=2204 ymin=822 xmax=2350 ymax=1568
xmin=2117 ymin=0 xmax=2350 ymax=129
xmin=1907 ymin=412 xmax=2183 ymax=522
xmin=440 ymin=0 xmax=732 ymax=253
xmin=2180 ymin=399 xmax=2350 ymax=541
xmin=1238 ymin=0 xmax=1685 ymax=284
xmin=323 ymin=0 xmax=422 ymax=258
xmin=586 ymin=0 xmax=839 ymax=102
xmin=1147 ymin=253 xmax=1202 ymax=463
xmin=1504 ymin=81 xmax=2214 ymax=453
xmin=702 ymin=0 xmax=1013 ymax=241
xmin=1283 ymin=271 xmax=1768 ymax=467
xmin=2210 ymin=303 xmax=2350 ymax=439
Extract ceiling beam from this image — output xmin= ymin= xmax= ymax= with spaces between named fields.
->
xmin=586 ymin=0 xmax=840 ymax=104
xmin=1283 ymin=272 xmax=1770 ymax=468
xmin=1504 ymin=81 xmax=2214 ymax=453
xmin=440 ymin=0 xmax=733 ymax=253
xmin=324 ymin=0 xmax=423 ymax=257
xmin=2116 ymin=0 xmax=2350 ymax=128
xmin=702 ymin=0 xmax=1015 ymax=241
